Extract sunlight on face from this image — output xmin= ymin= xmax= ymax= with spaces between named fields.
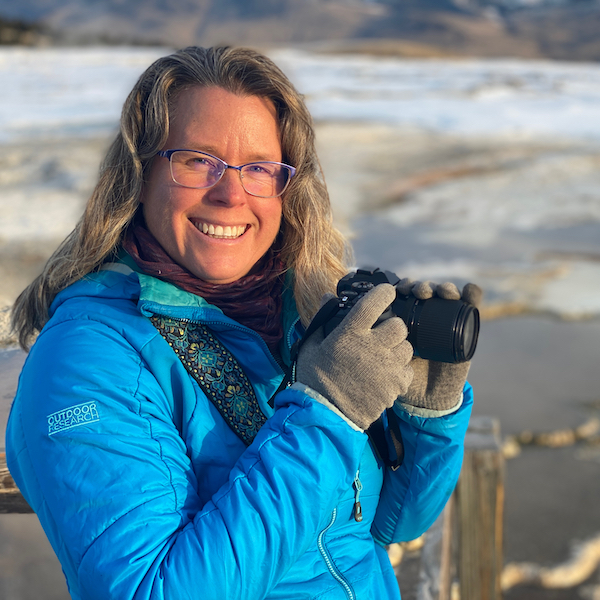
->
xmin=141 ymin=86 xmax=284 ymax=284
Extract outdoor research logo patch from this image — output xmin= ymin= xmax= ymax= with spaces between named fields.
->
xmin=47 ymin=401 xmax=100 ymax=436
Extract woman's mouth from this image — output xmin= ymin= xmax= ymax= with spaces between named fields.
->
xmin=193 ymin=221 xmax=248 ymax=239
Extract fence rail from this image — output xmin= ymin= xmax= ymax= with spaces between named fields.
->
xmin=0 ymin=452 xmax=33 ymax=514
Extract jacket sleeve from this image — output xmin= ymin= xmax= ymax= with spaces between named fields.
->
xmin=371 ymin=383 xmax=473 ymax=545
xmin=7 ymin=319 xmax=368 ymax=600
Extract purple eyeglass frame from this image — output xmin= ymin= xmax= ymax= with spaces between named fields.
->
xmin=156 ymin=149 xmax=296 ymax=197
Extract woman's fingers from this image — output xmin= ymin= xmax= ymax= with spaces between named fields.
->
xmin=461 ymin=283 xmax=483 ymax=307
xmin=436 ymin=281 xmax=461 ymax=301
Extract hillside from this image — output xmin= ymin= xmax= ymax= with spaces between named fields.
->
xmin=0 ymin=0 xmax=599 ymax=60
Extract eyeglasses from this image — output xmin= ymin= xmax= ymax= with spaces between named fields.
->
xmin=157 ymin=149 xmax=296 ymax=198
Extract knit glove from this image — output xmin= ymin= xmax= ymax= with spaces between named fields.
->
xmin=295 ymin=284 xmax=414 ymax=431
xmin=395 ymin=278 xmax=483 ymax=413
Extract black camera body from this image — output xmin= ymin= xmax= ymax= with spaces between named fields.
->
xmin=323 ymin=268 xmax=480 ymax=364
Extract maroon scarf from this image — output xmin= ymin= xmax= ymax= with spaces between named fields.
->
xmin=122 ymin=222 xmax=286 ymax=352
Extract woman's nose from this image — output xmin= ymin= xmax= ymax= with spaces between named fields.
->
xmin=207 ymin=167 xmax=247 ymax=205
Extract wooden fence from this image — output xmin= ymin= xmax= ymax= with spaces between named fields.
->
xmin=0 ymin=451 xmax=32 ymax=514
xmin=415 ymin=415 xmax=505 ymax=600
xmin=0 ymin=416 xmax=505 ymax=598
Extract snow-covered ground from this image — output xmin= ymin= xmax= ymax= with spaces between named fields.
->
xmin=272 ymin=49 xmax=600 ymax=140
xmin=0 ymin=47 xmax=167 ymax=143
xmin=3 ymin=47 xmax=600 ymax=142
xmin=1 ymin=46 xmax=600 ymax=319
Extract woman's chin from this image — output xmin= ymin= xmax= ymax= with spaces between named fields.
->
xmin=187 ymin=256 xmax=255 ymax=285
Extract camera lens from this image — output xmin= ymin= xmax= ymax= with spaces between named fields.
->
xmin=391 ymin=295 xmax=480 ymax=363
xmin=461 ymin=307 xmax=478 ymax=361
xmin=328 ymin=269 xmax=480 ymax=363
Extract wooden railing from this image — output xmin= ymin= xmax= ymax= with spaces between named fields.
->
xmin=0 ymin=416 xmax=505 ymax=598
xmin=0 ymin=451 xmax=33 ymax=513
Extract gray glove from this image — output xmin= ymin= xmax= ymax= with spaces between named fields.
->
xmin=295 ymin=284 xmax=414 ymax=430
xmin=396 ymin=278 xmax=482 ymax=413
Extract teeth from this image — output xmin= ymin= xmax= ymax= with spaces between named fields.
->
xmin=196 ymin=222 xmax=246 ymax=239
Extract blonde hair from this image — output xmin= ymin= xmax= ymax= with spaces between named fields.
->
xmin=13 ymin=46 xmax=352 ymax=349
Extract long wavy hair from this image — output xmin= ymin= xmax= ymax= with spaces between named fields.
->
xmin=12 ymin=46 xmax=352 ymax=349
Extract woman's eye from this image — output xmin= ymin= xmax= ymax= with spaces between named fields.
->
xmin=247 ymin=164 xmax=273 ymax=175
xmin=187 ymin=156 xmax=214 ymax=169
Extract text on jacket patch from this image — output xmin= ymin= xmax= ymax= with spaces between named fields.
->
xmin=47 ymin=401 xmax=100 ymax=436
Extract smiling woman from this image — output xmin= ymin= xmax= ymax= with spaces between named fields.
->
xmin=5 ymin=46 xmax=474 ymax=600
xmin=140 ymin=87 xmax=285 ymax=284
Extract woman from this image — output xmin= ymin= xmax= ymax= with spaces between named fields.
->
xmin=7 ymin=46 xmax=475 ymax=599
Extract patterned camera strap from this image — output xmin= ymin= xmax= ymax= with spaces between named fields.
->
xmin=150 ymin=314 xmax=267 ymax=446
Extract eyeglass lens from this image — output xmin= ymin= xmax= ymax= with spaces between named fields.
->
xmin=169 ymin=150 xmax=291 ymax=198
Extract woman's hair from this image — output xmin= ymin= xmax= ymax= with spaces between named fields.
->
xmin=12 ymin=46 xmax=352 ymax=349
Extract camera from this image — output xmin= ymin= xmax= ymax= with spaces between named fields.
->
xmin=323 ymin=268 xmax=480 ymax=364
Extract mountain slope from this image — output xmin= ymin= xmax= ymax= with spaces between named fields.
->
xmin=0 ymin=0 xmax=599 ymax=60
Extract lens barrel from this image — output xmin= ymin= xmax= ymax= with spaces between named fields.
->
xmin=392 ymin=295 xmax=479 ymax=363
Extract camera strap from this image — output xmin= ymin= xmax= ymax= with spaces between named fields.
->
xmin=268 ymin=297 xmax=341 ymax=407
xmin=367 ymin=409 xmax=404 ymax=470
xmin=268 ymin=298 xmax=406 ymax=470
xmin=150 ymin=314 xmax=266 ymax=446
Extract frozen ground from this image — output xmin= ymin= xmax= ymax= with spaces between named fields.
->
xmin=1 ymin=46 xmax=600 ymax=319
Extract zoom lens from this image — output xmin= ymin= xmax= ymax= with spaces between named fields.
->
xmin=392 ymin=295 xmax=480 ymax=363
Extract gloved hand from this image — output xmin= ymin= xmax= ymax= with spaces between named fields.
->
xmin=295 ymin=284 xmax=414 ymax=430
xmin=395 ymin=278 xmax=483 ymax=413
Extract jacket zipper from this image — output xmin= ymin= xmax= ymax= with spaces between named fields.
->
xmin=353 ymin=471 xmax=363 ymax=523
xmin=317 ymin=509 xmax=356 ymax=600
xmin=286 ymin=316 xmax=301 ymax=385
xmin=153 ymin=307 xmax=360 ymax=596
xmin=287 ymin=316 xmax=300 ymax=353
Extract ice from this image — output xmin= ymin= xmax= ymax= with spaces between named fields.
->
xmin=1 ymin=46 xmax=599 ymax=319
xmin=270 ymin=49 xmax=600 ymax=140
xmin=0 ymin=47 xmax=167 ymax=143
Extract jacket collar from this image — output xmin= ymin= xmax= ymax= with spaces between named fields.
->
xmin=51 ymin=252 xmax=303 ymax=358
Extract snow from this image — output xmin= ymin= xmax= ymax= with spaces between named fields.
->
xmin=2 ymin=47 xmax=600 ymax=143
xmin=270 ymin=49 xmax=600 ymax=140
xmin=1 ymin=46 xmax=599 ymax=319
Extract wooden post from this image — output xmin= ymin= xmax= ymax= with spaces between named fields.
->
xmin=0 ymin=451 xmax=33 ymax=513
xmin=417 ymin=494 xmax=455 ymax=600
xmin=455 ymin=416 xmax=504 ymax=600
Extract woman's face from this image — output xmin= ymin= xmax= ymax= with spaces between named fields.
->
xmin=141 ymin=86 xmax=284 ymax=284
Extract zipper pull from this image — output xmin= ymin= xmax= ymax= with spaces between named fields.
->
xmin=353 ymin=472 xmax=363 ymax=523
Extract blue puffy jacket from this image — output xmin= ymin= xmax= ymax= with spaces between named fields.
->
xmin=6 ymin=262 xmax=472 ymax=600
